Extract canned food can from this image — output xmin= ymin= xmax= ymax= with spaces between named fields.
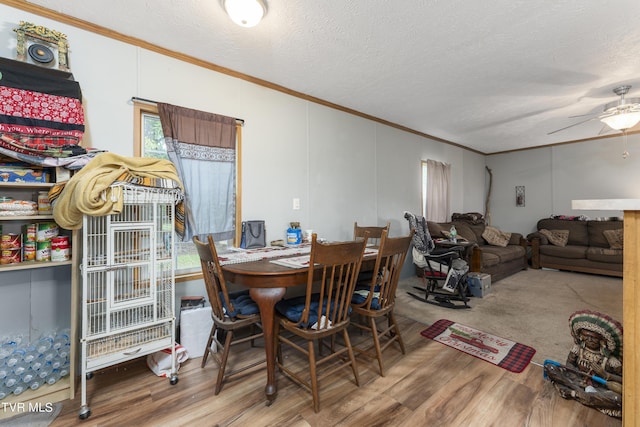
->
xmin=38 ymin=191 xmax=52 ymax=215
xmin=23 ymin=223 xmax=37 ymax=242
xmin=51 ymin=236 xmax=70 ymax=262
xmin=1 ymin=248 xmax=21 ymax=264
xmin=36 ymin=241 xmax=51 ymax=262
xmin=1 ymin=233 xmax=21 ymax=249
xmin=36 ymin=223 xmax=59 ymax=242
xmin=23 ymin=241 xmax=36 ymax=261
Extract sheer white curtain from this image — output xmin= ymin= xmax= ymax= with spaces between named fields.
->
xmin=425 ymin=159 xmax=451 ymax=222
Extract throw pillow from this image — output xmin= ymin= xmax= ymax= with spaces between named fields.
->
xmin=482 ymin=226 xmax=511 ymax=247
xmin=539 ymin=229 xmax=569 ymax=247
xmin=603 ymin=228 xmax=624 ymax=250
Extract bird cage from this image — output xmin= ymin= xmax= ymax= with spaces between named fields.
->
xmin=79 ymin=185 xmax=183 ymax=420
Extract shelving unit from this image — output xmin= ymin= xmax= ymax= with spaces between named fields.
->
xmin=0 ymin=180 xmax=79 ymax=417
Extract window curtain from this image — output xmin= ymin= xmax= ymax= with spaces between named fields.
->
xmin=158 ymin=103 xmax=237 ymax=242
xmin=426 ymin=159 xmax=451 ymax=222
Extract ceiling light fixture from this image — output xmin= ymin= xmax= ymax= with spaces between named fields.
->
xmin=600 ymin=85 xmax=640 ymax=130
xmin=224 ymin=0 xmax=267 ymax=28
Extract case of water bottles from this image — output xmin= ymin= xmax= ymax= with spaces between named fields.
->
xmin=0 ymin=329 xmax=71 ymax=400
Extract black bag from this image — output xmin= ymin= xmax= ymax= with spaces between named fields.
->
xmin=240 ymin=220 xmax=266 ymax=249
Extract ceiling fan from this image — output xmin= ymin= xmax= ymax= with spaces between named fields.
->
xmin=548 ymin=85 xmax=640 ymax=136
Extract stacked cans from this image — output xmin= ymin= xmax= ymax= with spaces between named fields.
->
xmin=33 ymin=223 xmax=62 ymax=262
xmin=0 ymin=223 xmax=69 ymax=264
xmin=0 ymin=233 xmax=21 ymax=265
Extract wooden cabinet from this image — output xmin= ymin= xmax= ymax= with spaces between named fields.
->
xmin=0 ymin=181 xmax=79 ymax=414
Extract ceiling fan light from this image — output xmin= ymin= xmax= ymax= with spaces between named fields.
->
xmin=601 ymin=112 xmax=640 ymax=130
xmin=224 ymin=0 xmax=266 ymax=28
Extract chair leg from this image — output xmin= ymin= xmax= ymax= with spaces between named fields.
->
xmin=214 ymin=329 xmax=234 ymax=395
xmin=308 ymin=339 xmax=320 ymax=413
xmin=343 ymin=329 xmax=360 ymax=387
xmin=369 ymin=316 xmax=385 ymax=376
xmin=201 ymin=324 xmax=217 ymax=368
xmin=389 ymin=312 xmax=406 ymax=354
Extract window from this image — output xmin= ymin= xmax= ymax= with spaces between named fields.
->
xmin=133 ymin=102 xmax=240 ymax=278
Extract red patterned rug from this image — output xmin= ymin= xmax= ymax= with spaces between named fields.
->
xmin=421 ymin=319 xmax=536 ymax=373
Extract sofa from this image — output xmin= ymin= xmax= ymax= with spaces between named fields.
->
xmin=527 ymin=217 xmax=623 ymax=277
xmin=426 ymin=214 xmax=528 ymax=283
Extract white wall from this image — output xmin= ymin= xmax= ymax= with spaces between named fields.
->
xmin=486 ymin=133 xmax=640 ymax=236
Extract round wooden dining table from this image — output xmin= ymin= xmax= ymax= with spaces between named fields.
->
xmin=221 ymin=253 xmax=377 ymax=405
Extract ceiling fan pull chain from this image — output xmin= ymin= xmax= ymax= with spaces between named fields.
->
xmin=622 ymin=130 xmax=630 ymax=159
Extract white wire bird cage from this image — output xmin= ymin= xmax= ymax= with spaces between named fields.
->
xmin=79 ymin=184 xmax=183 ymax=420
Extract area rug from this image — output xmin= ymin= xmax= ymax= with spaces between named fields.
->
xmin=421 ymin=319 xmax=536 ymax=373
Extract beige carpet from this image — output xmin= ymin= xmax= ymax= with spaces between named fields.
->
xmin=395 ymin=268 xmax=623 ymax=366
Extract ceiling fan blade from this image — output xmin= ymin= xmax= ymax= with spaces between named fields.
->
xmin=568 ymin=112 xmax=600 ymax=119
xmin=547 ymin=116 xmax=599 ymax=135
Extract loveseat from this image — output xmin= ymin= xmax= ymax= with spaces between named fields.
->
xmin=426 ymin=213 xmax=528 ymax=283
xmin=527 ymin=217 xmax=623 ymax=277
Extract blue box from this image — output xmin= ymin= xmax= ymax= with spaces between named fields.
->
xmin=467 ymin=272 xmax=491 ymax=297
xmin=0 ymin=168 xmax=50 ymax=183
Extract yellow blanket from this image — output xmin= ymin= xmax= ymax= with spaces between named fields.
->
xmin=51 ymin=152 xmax=184 ymax=234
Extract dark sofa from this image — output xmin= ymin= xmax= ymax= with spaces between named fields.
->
xmin=427 ymin=217 xmax=528 ymax=283
xmin=527 ymin=217 xmax=623 ymax=277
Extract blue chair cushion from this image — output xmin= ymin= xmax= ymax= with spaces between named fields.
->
xmin=276 ymin=294 xmax=349 ymax=328
xmin=351 ymin=285 xmax=381 ymax=310
xmin=221 ymin=290 xmax=259 ymax=317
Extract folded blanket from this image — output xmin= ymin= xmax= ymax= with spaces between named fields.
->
xmin=51 ymin=152 xmax=184 ymax=236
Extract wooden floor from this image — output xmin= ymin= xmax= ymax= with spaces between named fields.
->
xmin=49 ymin=315 xmax=620 ymax=427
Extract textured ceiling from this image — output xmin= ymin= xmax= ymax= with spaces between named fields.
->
xmin=21 ymin=0 xmax=640 ymax=154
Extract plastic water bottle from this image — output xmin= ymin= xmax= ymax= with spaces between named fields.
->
xmin=6 ymin=348 xmax=24 ymax=368
xmin=4 ymin=375 xmax=19 ymax=388
xmin=12 ymin=361 xmax=29 ymax=376
xmin=449 ymin=225 xmax=458 ymax=243
xmin=12 ymin=383 xmax=26 ymax=395
xmin=38 ymin=361 xmax=52 ymax=379
xmin=21 ymin=369 xmax=36 ymax=385
xmin=35 ymin=334 xmax=53 ymax=354
xmin=0 ymin=366 xmax=9 ymax=380
xmin=31 ymin=355 xmax=45 ymax=372
xmin=29 ymin=379 xmax=42 ymax=391
xmin=47 ymin=370 xmax=60 ymax=385
xmin=53 ymin=329 xmax=70 ymax=351
xmin=23 ymin=346 xmax=38 ymax=364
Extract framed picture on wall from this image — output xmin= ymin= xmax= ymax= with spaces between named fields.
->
xmin=516 ymin=186 xmax=525 ymax=207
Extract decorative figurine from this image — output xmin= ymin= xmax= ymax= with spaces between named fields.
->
xmin=545 ymin=309 xmax=623 ymax=418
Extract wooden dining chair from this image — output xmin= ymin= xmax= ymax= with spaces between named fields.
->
xmin=354 ymin=221 xmax=390 ymax=284
xmin=192 ymin=235 xmax=265 ymax=395
xmin=274 ymin=232 xmax=369 ymax=413
xmin=354 ymin=221 xmax=390 ymax=247
xmin=350 ymin=228 xmax=414 ymax=376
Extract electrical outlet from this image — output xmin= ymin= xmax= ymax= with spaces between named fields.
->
xmin=293 ymin=198 xmax=300 ymax=210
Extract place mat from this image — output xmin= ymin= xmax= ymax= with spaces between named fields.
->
xmin=218 ymin=244 xmax=311 ymax=265
xmin=421 ymin=319 xmax=535 ymax=373
xmin=269 ymin=247 xmax=379 ymax=269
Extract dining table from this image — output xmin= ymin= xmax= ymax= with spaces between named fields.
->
xmin=220 ymin=245 xmax=378 ymax=405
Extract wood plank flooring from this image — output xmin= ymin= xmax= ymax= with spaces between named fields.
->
xmin=49 ymin=315 xmax=621 ymax=427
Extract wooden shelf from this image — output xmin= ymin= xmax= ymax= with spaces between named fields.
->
xmin=0 ymin=259 xmax=73 ymax=272
xmin=0 ymin=182 xmax=54 ymax=189
xmin=0 ymin=215 xmax=54 ymax=221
